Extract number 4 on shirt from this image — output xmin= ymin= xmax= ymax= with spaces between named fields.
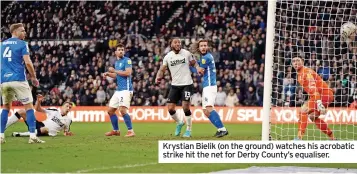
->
xmin=3 ymin=47 xmax=12 ymax=62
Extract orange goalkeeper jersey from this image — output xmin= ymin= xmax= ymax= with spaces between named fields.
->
xmin=297 ymin=66 xmax=331 ymax=101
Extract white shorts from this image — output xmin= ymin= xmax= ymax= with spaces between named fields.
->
xmin=202 ymin=86 xmax=217 ymax=109
xmin=1 ymin=81 xmax=33 ymax=105
xmin=109 ymin=90 xmax=133 ymax=109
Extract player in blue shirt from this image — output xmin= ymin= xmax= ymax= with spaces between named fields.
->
xmin=103 ymin=43 xmax=135 ymax=137
xmin=0 ymin=23 xmax=44 ymax=143
xmin=193 ymin=39 xmax=228 ymax=137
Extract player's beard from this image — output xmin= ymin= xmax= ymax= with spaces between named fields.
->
xmin=172 ymin=47 xmax=181 ymax=53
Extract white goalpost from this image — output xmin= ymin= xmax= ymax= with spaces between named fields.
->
xmin=263 ymin=0 xmax=357 ymax=141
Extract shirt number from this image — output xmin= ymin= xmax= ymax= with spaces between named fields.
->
xmin=185 ymin=91 xmax=191 ymax=98
xmin=3 ymin=47 xmax=12 ymax=62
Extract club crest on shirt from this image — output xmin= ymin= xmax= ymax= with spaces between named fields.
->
xmin=202 ymin=59 xmax=206 ymax=64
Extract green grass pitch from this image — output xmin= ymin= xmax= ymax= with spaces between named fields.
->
xmin=1 ymin=123 xmax=356 ymax=173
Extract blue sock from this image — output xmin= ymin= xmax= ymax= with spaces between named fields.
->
xmin=123 ymin=113 xmax=133 ymax=130
xmin=110 ymin=114 xmax=119 ymax=131
xmin=26 ymin=109 xmax=36 ymax=133
xmin=208 ymin=110 xmax=224 ymax=129
xmin=1 ymin=109 xmax=9 ymax=133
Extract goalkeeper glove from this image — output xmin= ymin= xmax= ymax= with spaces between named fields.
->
xmin=316 ymin=100 xmax=326 ymax=114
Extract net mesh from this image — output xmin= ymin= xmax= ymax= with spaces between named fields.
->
xmin=271 ymin=0 xmax=357 ymax=140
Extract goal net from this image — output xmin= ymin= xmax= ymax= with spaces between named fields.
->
xmin=263 ymin=0 xmax=357 ymax=140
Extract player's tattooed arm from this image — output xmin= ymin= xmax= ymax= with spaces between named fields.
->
xmin=35 ymin=94 xmax=46 ymax=113
xmin=155 ymin=64 xmax=167 ymax=83
xmin=64 ymin=121 xmax=74 ymax=136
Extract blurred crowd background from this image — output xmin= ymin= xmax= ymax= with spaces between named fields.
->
xmin=1 ymin=1 xmax=356 ymax=108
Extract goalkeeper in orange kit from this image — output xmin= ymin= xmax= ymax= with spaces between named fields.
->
xmin=292 ymin=56 xmax=336 ymax=140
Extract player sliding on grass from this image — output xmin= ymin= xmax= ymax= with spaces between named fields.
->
xmin=6 ymin=94 xmax=74 ymax=137
xmin=292 ymin=56 xmax=336 ymax=140
xmin=191 ymin=39 xmax=228 ymax=138
xmin=0 ymin=23 xmax=44 ymax=144
xmin=155 ymin=38 xmax=204 ymax=137
xmin=103 ymin=44 xmax=135 ymax=137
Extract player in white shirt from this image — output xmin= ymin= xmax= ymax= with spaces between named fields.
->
xmin=155 ymin=38 xmax=204 ymax=137
xmin=6 ymin=94 xmax=74 ymax=137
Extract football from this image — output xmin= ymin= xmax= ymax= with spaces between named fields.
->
xmin=341 ymin=22 xmax=357 ymax=40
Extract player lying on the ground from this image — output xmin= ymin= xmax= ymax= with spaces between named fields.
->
xmin=6 ymin=94 xmax=74 ymax=137
xmin=103 ymin=44 xmax=135 ymax=137
xmin=292 ymin=56 xmax=336 ymax=140
xmin=190 ymin=39 xmax=228 ymax=138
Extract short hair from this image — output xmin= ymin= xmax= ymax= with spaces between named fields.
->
xmin=169 ymin=37 xmax=181 ymax=46
xmin=63 ymin=101 xmax=74 ymax=107
xmin=292 ymin=55 xmax=304 ymax=61
xmin=197 ymin=39 xmax=209 ymax=45
xmin=116 ymin=43 xmax=125 ymax=49
xmin=10 ymin=23 xmax=24 ymax=34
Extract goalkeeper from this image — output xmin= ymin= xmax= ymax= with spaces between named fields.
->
xmin=292 ymin=56 xmax=336 ymax=140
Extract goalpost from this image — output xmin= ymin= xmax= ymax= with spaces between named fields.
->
xmin=263 ymin=0 xmax=357 ymax=141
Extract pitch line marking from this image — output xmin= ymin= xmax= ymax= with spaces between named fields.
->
xmin=73 ymin=162 xmax=158 ymax=173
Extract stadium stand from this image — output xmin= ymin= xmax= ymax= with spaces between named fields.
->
xmin=1 ymin=1 xmax=356 ymax=108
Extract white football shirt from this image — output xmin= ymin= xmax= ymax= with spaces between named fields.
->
xmin=163 ymin=49 xmax=194 ymax=86
xmin=42 ymin=108 xmax=72 ymax=136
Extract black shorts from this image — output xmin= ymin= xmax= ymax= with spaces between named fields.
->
xmin=36 ymin=120 xmax=48 ymax=136
xmin=167 ymin=85 xmax=193 ymax=104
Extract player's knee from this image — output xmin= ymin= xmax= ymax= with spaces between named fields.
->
xmin=107 ymin=110 xmax=115 ymax=116
xmin=2 ymin=103 xmax=11 ymax=110
xmin=23 ymin=103 xmax=34 ymax=111
xmin=183 ymin=109 xmax=191 ymax=116
xmin=167 ymin=104 xmax=175 ymax=111
xmin=203 ymin=109 xmax=210 ymax=117
xmin=119 ymin=107 xmax=127 ymax=115
xmin=182 ymin=101 xmax=190 ymax=109
xmin=204 ymin=107 xmax=213 ymax=117
xmin=17 ymin=109 xmax=26 ymax=118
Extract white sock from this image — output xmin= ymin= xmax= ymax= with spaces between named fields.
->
xmin=30 ymin=133 xmax=36 ymax=138
xmin=170 ymin=112 xmax=181 ymax=124
xmin=6 ymin=114 xmax=20 ymax=129
xmin=19 ymin=132 xmax=30 ymax=137
xmin=186 ymin=116 xmax=192 ymax=131
xmin=218 ymin=127 xmax=227 ymax=131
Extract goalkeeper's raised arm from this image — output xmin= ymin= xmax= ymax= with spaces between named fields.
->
xmin=292 ymin=56 xmax=336 ymax=140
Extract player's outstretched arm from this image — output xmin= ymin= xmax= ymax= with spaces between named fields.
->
xmin=64 ymin=121 xmax=73 ymax=136
xmin=35 ymin=94 xmax=46 ymax=113
xmin=155 ymin=64 xmax=167 ymax=84
xmin=302 ymin=72 xmax=326 ymax=114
